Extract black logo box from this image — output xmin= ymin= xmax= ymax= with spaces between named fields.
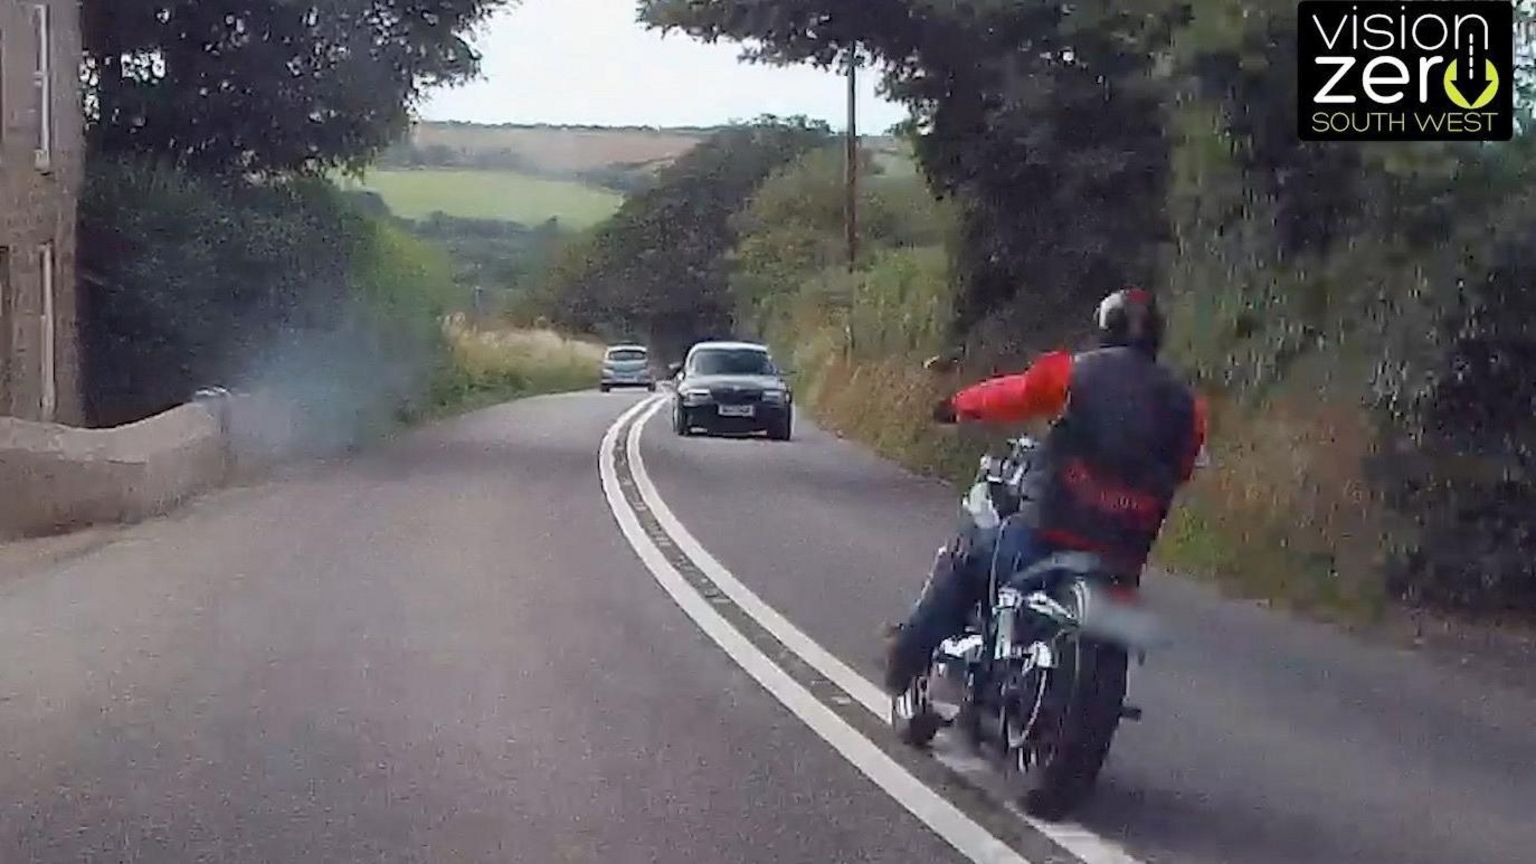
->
xmin=1297 ymin=0 xmax=1514 ymax=142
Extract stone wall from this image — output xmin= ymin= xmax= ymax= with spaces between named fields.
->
xmin=0 ymin=402 xmax=226 ymax=539
xmin=0 ymin=389 xmax=314 ymax=540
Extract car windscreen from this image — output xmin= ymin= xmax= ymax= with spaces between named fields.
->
xmin=689 ymin=349 xmax=774 ymax=376
xmin=606 ymin=349 xmax=647 ymax=363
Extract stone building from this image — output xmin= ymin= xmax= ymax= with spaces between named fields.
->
xmin=0 ymin=0 xmax=82 ymax=424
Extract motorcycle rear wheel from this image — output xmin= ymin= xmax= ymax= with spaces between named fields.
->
xmin=1008 ymin=581 xmax=1129 ymax=820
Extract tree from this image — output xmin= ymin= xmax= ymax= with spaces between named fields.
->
xmin=83 ymin=0 xmax=513 ymax=175
xmin=543 ymin=117 xmax=831 ymax=354
xmin=641 ymin=0 xmax=1182 ymax=359
xmin=81 ymin=155 xmax=455 ymax=426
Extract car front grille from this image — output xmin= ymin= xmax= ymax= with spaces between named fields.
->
xmin=710 ymin=388 xmax=762 ymax=405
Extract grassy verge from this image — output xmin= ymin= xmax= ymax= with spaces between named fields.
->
xmin=796 ymin=353 xmax=982 ymax=483
xmin=341 ymin=169 xmax=624 ymax=227
xmin=1152 ymin=371 xmax=1392 ymax=624
xmin=427 ymin=315 xmax=604 ymax=417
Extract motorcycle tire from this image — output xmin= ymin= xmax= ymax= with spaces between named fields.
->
xmin=1009 ymin=580 xmax=1129 ymax=820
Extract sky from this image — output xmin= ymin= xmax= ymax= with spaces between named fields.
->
xmin=419 ymin=0 xmax=908 ymax=131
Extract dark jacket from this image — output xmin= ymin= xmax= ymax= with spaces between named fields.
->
xmin=949 ymin=347 xmax=1206 ymax=568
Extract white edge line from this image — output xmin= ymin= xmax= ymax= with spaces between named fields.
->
xmin=601 ymin=397 xmax=1030 ymax=864
xmin=626 ymin=399 xmax=1145 ymax=864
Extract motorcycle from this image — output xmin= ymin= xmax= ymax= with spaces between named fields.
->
xmin=889 ymin=435 xmax=1163 ymax=819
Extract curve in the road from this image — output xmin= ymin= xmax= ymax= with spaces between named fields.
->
xmin=600 ymin=395 xmax=1141 ymax=864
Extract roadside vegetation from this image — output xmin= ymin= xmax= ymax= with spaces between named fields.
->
xmin=518 ymin=3 xmax=1536 ymax=625
xmin=83 ymin=156 xmax=456 ymax=433
xmin=77 ymin=0 xmax=605 ymax=442
xmin=429 ymin=316 xmax=605 ymax=416
xmin=531 ymin=117 xmax=834 ymax=357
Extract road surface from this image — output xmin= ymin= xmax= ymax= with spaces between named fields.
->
xmin=1 ymin=391 xmax=1532 ymax=863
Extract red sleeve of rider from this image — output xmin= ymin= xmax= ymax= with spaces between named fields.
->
xmin=951 ymin=351 xmax=1073 ymax=423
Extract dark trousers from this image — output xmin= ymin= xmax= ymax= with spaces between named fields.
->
xmin=887 ymin=513 xmax=1055 ymax=691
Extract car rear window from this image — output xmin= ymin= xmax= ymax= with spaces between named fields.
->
xmin=606 ymin=349 xmax=647 ymax=362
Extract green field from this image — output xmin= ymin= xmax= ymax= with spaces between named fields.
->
xmin=346 ymin=169 xmax=624 ymax=228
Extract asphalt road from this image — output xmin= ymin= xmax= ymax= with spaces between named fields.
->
xmin=2 ymin=391 xmax=1534 ymax=863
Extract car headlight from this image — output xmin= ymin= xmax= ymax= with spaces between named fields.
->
xmin=763 ymin=388 xmax=788 ymax=403
xmin=681 ymin=387 xmax=712 ymax=404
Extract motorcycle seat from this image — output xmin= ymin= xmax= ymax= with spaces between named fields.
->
xmin=1011 ymin=550 xmax=1134 ymax=588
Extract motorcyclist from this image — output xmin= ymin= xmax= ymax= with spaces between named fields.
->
xmin=884 ymin=288 xmax=1207 ymax=694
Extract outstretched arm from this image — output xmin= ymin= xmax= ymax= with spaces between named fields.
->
xmin=938 ymin=351 xmax=1073 ymax=425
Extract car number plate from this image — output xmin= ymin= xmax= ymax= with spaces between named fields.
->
xmin=718 ymin=404 xmax=755 ymax=418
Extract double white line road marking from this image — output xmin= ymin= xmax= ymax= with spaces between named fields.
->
xmin=599 ymin=396 xmax=1143 ymax=864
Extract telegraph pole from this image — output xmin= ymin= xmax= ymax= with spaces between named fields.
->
xmin=844 ymin=49 xmax=859 ymax=273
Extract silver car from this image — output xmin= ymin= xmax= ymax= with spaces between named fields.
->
xmin=599 ymin=345 xmax=655 ymax=392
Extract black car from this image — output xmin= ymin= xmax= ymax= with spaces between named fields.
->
xmin=670 ymin=341 xmax=793 ymax=440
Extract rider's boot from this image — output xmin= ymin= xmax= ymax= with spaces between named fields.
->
xmin=884 ymin=542 xmax=983 ymax=694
